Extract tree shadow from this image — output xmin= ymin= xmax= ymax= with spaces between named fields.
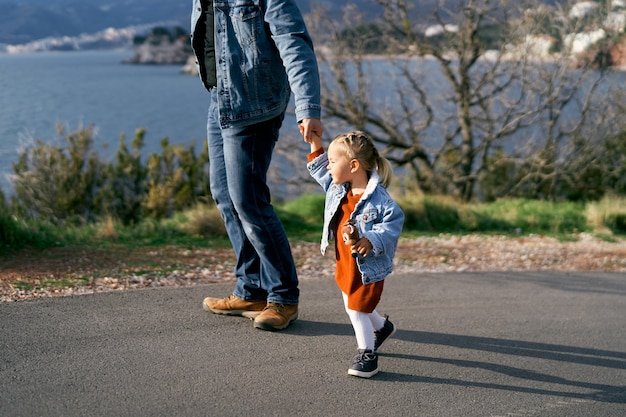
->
xmin=288 ymin=321 xmax=626 ymax=403
xmin=386 ymin=329 xmax=626 ymax=403
xmin=398 ymin=330 xmax=626 ymax=367
xmin=374 ymin=366 xmax=626 ymax=404
xmin=479 ymin=271 xmax=626 ymax=296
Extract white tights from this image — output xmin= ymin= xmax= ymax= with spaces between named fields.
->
xmin=342 ymin=292 xmax=386 ymax=351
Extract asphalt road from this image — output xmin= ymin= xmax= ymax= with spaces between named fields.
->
xmin=1 ymin=271 xmax=625 ymax=417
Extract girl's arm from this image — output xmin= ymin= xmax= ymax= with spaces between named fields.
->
xmin=307 ymin=148 xmax=332 ymax=191
xmin=310 ymin=136 xmax=322 ymax=153
xmin=303 ymin=128 xmax=323 ymax=154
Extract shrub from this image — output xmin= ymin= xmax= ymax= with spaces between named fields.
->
xmin=0 ymin=190 xmax=23 ymax=253
xmin=398 ymin=196 xmax=431 ymax=231
xmin=7 ymin=125 xmax=211 ymax=226
xmin=142 ymin=138 xmax=210 ymax=220
xmin=11 ymin=124 xmax=105 ymax=224
xmin=178 ymin=204 xmax=227 ymax=238
xmin=605 ymin=213 xmax=626 ymax=233
xmin=586 ymin=195 xmax=626 ymax=234
xmin=94 ymin=130 xmax=147 ymax=225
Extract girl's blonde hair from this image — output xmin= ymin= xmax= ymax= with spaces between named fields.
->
xmin=330 ymin=131 xmax=393 ymax=188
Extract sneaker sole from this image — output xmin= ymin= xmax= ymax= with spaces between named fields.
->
xmin=202 ymin=300 xmax=263 ymax=319
xmin=348 ymin=368 xmax=379 ymax=378
xmin=253 ymin=312 xmax=298 ymax=331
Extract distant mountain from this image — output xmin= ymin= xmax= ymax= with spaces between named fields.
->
xmin=0 ymin=0 xmax=189 ymax=44
xmin=0 ymin=0 xmax=556 ymax=47
xmin=0 ymin=0 xmax=395 ymax=45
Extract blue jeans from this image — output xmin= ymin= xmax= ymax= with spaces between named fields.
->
xmin=206 ymin=89 xmax=299 ymax=305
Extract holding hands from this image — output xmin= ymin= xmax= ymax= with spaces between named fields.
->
xmin=299 ymin=118 xmax=324 ymax=152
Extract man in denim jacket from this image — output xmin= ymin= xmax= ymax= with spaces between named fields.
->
xmin=191 ymin=0 xmax=323 ymax=331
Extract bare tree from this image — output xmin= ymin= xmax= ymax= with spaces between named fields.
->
xmin=488 ymin=0 xmax=626 ymax=201
xmin=306 ymin=0 xmax=626 ymax=202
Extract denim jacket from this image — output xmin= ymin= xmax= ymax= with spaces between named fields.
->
xmin=307 ymin=152 xmax=405 ymax=284
xmin=191 ymin=0 xmax=321 ymax=128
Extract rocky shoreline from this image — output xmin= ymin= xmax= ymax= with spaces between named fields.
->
xmin=126 ymin=32 xmax=626 ymax=71
xmin=122 ymin=37 xmax=192 ymax=65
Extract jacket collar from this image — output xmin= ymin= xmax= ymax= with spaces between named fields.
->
xmin=362 ymin=170 xmax=381 ymax=200
xmin=342 ymin=170 xmax=381 ymax=201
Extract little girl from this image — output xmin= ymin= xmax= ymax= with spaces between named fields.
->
xmin=306 ymin=130 xmax=404 ymax=378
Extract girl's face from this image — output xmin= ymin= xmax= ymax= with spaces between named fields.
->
xmin=327 ymin=143 xmax=353 ymax=184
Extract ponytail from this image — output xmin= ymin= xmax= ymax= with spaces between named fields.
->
xmin=376 ymin=154 xmax=393 ymax=188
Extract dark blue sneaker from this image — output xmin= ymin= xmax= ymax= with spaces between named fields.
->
xmin=348 ymin=349 xmax=378 ymax=378
xmin=374 ymin=315 xmax=396 ymax=351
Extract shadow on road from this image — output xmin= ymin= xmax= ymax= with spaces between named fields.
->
xmin=284 ymin=320 xmax=626 ymax=404
xmin=384 ymin=329 xmax=626 ymax=403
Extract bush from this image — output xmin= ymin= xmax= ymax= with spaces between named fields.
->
xmin=605 ymin=213 xmax=626 ymax=233
xmin=398 ymin=196 xmax=431 ymax=231
xmin=142 ymin=138 xmax=210 ymax=220
xmin=95 ymin=130 xmax=147 ymax=225
xmin=0 ymin=190 xmax=22 ymax=253
xmin=7 ymin=125 xmax=211 ymax=226
xmin=11 ymin=124 xmax=105 ymax=224
xmin=177 ymin=204 xmax=227 ymax=239
xmin=586 ymin=196 xmax=626 ymax=235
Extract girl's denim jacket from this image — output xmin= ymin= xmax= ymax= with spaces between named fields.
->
xmin=307 ymin=152 xmax=405 ymax=284
xmin=191 ymin=0 xmax=321 ymax=128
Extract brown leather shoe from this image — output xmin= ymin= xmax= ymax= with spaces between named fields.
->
xmin=202 ymin=294 xmax=266 ymax=319
xmin=253 ymin=303 xmax=298 ymax=331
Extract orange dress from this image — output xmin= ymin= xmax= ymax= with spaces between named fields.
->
xmin=335 ymin=189 xmax=384 ymax=313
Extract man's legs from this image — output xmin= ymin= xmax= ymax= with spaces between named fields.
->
xmin=205 ymin=89 xmax=299 ymax=307
xmin=206 ymin=90 xmax=267 ymax=304
xmin=221 ymin=115 xmax=299 ymax=306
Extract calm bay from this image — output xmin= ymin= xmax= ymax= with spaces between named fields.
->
xmin=0 ymin=50 xmax=211 ymax=194
xmin=2 ymin=50 xmax=625 ymax=200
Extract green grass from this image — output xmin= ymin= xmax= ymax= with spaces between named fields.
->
xmin=277 ymin=193 xmax=325 ymax=241
xmin=398 ymin=196 xmax=592 ymax=236
xmin=585 ymin=195 xmax=626 ymax=234
xmin=11 ymin=277 xmax=92 ymax=292
xmin=466 ymin=199 xmax=588 ymax=234
xmin=1 ymin=195 xmax=625 ymax=257
xmin=40 ymin=277 xmax=91 ymax=288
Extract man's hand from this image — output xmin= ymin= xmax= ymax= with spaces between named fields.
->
xmin=299 ymin=118 xmax=324 ymax=144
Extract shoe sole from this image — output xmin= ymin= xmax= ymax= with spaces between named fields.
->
xmin=348 ymin=368 xmax=379 ymax=378
xmin=202 ymin=300 xmax=263 ymax=319
xmin=253 ymin=312 xmax=298 ymax=331
xmin=375 ymin=326 xmax=397 ymax=351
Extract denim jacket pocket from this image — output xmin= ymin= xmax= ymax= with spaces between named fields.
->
xmin=221 ymin=1 xmax=262 ymax=45
xmin=232 ymin=2 xmax=260 ymax=20
xmin=355 ymin=208 xmax=378 ymax=233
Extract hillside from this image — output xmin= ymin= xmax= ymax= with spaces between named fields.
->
xmin=0 ymin=1 xmax=189 ymax=44
xmin=0 ymin=0 xmax=385 ymax=45
xmin=3 ymin=0 xmax=623 ymax=69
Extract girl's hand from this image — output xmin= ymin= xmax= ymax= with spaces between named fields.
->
xmin=352 ymin=237 xmax=373 ymax=258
